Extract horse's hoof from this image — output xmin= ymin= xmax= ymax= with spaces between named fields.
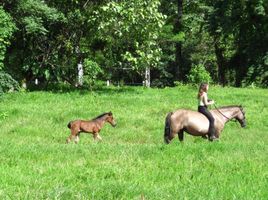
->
xmin=209 ymin=136 xmax=219 ymax=142
xmin=201 ymin=135 xmax=208 ymax=139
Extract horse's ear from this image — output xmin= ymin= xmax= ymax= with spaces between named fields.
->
xmin=108 ymin=111 xmax=112 ymax=115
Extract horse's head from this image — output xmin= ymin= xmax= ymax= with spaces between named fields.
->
xmin=235 ymin=106 xmax=246 ymax=128
xmin=164 ymin=112 xmax=174 ymax=144
xmin=164 ymin=134 xmax=171 ymax=144
xmin=164 ymin=135 xmax=175 ymax=144
xmin=106 ymin=112 xmax=117 ymax=127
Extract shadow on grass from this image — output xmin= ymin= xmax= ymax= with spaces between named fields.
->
xmin=28 ymin=83 xmax=144 ymax=95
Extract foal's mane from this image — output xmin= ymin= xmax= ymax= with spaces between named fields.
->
xmin=92 ymin=112 xmax=111 ymax=120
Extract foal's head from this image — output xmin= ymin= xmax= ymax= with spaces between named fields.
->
xmin=105 ymin=112 xmax=117 ymax=127
xmin=235 ymin=106 xmax=246 ymax=127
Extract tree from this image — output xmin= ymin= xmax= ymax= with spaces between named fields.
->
xmin=0 ymin=6 xmax=15 ymax=70
xmin=2 ymin=0 xmax=67 ymax=86
xmin=92 ymin=0 xmax=165 ymax=82
xmin=174 ymin=0 xmax=184 ymax=80
xmin=206 ymin=0 xmax=268 ymax=86
xmin=1 ymin=0 xmax=267 ymax=88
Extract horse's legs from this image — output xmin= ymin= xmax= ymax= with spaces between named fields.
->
xmin=66 ymin=129 xmax=78 ymax=144
xmin=93 ymin=132 xmax=102 ymax=141
xmin=93 ymin=133 xmax=97 ymax=140
xmin=202 ymin=135 xmax=208 ymax=139
xmin=215 ymin=130 xmax=220 ymax=139
xmin=97 ymin=134 xmax=102 ymax=141
xmin=66 ymin=134 xmax=75 ymax=143
xmin=74 ymin=135 xmax=80 ymax=144
xmin=93 ymin=132 xmax=99 ymax=141
xmin=178 ymin=130 xmax=184 ymax=142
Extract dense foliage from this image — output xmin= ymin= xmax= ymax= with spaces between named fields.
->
xmin=0 ymin=0 xmax=267 ymax=89
xmin=0 ymin=71 xmax=19 ymax=94
xmin=0 ymin=6 xmax=15 ymax=70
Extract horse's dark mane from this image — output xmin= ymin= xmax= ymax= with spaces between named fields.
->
xmin=216 ymin=105 xmax=244 ymax=114
xmin=92 ymin=112 xmax=111 ymax=120
xmin=217 ymin=105 xmax=242 ymax=109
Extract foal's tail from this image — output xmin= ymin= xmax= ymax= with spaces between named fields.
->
xmin=164 ymin=112 xmax=173 ymax=144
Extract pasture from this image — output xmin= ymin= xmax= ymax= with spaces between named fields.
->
xmin=0 ymin=86 xmax=267 ymax=199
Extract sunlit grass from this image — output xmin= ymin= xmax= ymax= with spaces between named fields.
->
xmin=0 ymin=86 xmax=267 ymax=199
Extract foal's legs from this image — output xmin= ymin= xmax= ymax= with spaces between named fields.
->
xmin=74 ymin=135 xmax=80 ymax=144
xmin=66 ymin=129 xmax=79 ymax=143
xmin=66 ymin=134 xmax=74 ymax=143
xmin=97 ymin=134 xmax=102 ymax=141
xmin=93 ymin=132 xmax=102 ymax=141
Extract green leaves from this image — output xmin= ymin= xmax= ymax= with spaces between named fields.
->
xmin=0 ymin=71 xmax=20 ymax=94
xmin=94 ymin=0 xmax=165 ymax=72
xmin=22 ymin=17 xmax=48 ymax=35
xmin=83 ymin=59 xmax=103 ymax=88
xmin=187 ymin=64 xmax=212 ymax=84
xmin=18 ymin=0 xmax=66 ymax=36
xmin=18 ymin=0 xmax=66 ymax=22
xmin=0 ymin=6 xmax=16 ymax=70
xmin=171 ymin=32 xmax=185 ymax=42
xmin=254 ymin=0 xmax=266 ymax=16
xmin=1 ymin=0 xmax=267 ymax=88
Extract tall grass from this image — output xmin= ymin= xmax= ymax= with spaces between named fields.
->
xmin=0 ymin=86 xmax=267 ymax=199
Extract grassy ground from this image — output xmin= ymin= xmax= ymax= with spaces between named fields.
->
xmin=0 ymin=86 xmax=267 ymax=199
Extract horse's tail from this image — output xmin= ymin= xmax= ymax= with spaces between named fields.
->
xmin=67 ymin=121 xmax=72 ymax=129
xmin=164 ymin=112 xmax=173 ymax=144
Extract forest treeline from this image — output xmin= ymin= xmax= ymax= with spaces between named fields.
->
xmin=0 ymin=0 xmax=267 ymax=91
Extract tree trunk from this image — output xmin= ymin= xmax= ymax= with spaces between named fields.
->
xmin=173 ymin=0 xmax=183 ymax=81
xmin=214 ymin=42 xmax=227 ymax=86
xmin=232 ymin=52 xmax=247 ymax=87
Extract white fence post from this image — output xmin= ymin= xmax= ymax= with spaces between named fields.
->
xmin=78 ymin=62 xmax=83 ymax=86
xmin=144 ymin=67 xmax=150 ymax=87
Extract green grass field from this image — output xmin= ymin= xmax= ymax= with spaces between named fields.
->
xmin=0 ymin=86 xmax=267 ymax=199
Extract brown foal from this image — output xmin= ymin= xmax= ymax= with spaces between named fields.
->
xmin=66 ymin=112 xmax=116 ymax=143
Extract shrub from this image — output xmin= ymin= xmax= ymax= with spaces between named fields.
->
xmin=242 ymin=63 xmax=268 ymax=88
xmin=83 ymin=59 xmax=103 ymax=88
xmin=174 ymin=81 xmax=185 ymax=87
xmin=0 ymin=71 xmax=20 ymax=94
xmin=187 ymin=64 xmax=212 ymax=84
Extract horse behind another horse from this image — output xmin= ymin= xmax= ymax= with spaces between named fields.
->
xmin=66 ymin=112 xmax=116 ymax=144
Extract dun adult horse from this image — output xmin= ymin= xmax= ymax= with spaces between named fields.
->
xmin=66 ymin=112 xmax=116 ymax=143
xmin=164 ymin=105 xmax=246 ymax=144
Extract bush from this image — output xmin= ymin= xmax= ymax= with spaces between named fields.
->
xmin=242 ymin=64 xmax=268 ymax=88
xmin=174 ymin=81 xmax=185 ymax=87
xmin=83 ymin=59 xmax=103 ymax=88
xmin=0 ymin=71 xmax=20 ymax=94
xmin=187 ymin=64 xmax=212 ymax=84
